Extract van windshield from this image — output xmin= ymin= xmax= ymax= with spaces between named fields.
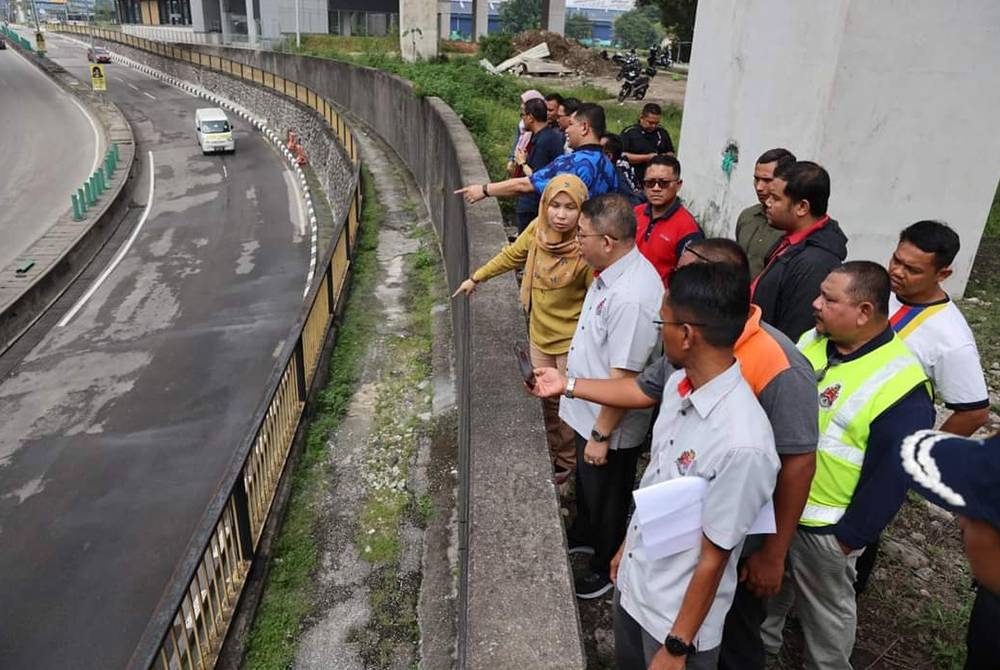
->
xmin=203 ymin=120 xmax=230 ymax=133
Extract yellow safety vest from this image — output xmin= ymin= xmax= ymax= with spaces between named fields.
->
xmin=797 ymin=329 xmax=929 ymax=527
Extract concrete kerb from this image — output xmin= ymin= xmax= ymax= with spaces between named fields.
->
xmin=0 ymin=36 xmax=137 ymax=354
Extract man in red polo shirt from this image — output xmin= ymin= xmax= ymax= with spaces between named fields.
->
xmin=633 ymin=155 xmax=704 ymax=285
xmin=751 ymin=161 xmax=848 ymax=341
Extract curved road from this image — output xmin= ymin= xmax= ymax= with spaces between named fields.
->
xmin=0 ymin=32 xmax=309 ymax=669
xmin=0 ymin=41 xmax=100 ymax=270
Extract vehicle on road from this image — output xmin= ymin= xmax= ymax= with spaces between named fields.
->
xmin=195 ymin=108 xmax=235 ymax=154
xmin=87 ymin=46 xmax=111 ymax=63
xmin=0 ymin=37 xmax=6 ymax=50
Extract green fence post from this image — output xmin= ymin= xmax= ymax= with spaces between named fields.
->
xmin=113 ymin=143 xmax=120 ymax=164
xmin=97 ymin=169 xmax=106 ymax=192
xmin=78 ymin=187 xmax=87 ymax=211
xmin=72 ymin=194 xmax=83 ymax=220
xmin=84 ymin=181 xmax=93 ymax=206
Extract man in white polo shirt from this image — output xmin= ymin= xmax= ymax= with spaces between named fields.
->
xmin=852 ymin=220 xmax=992 ymax=594
xmin=612 ymin=262 xmax=779 ymax=669
xmin=561 ymin=193 xmax=664 ymax=599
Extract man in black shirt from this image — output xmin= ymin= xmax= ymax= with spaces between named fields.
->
xmin=621 ymin=103 xmax=675 ymax=182
xmin=513 ymin=98 xmax=567 ymax=232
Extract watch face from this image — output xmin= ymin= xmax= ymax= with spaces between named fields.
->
xmin=664 ymin=635 xmax=691 ymax=656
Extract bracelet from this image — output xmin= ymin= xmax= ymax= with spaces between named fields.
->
xmin=482 ymin=183 xmax=490 ymax=197
xmin=469 ymin=276 xmax=480 ymax=284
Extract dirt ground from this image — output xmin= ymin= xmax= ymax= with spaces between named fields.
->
xmin=521 ymin=71 xmax=688 ymax=108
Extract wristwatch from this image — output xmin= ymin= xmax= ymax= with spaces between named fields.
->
xmin=564 ymin=377 xmax=577 ymax=399
xmin=664 ymin=634 xmax=696 ymax=657
xmin=590 ymin=428 xmax=610 ymax=443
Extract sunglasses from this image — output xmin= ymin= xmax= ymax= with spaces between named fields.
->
xmin=644 ymin=178 xmax=679 ymax=189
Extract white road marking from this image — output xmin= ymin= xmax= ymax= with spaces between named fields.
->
xmin=143 ymin=91 xmax=156 ymax=100
xmin=125 ymin=80 xmax=140 ymax=92
xmin=58 ymin=151 xmax=157 ymax=328
xmin=222 ymin=164 xmax=228 ymax=179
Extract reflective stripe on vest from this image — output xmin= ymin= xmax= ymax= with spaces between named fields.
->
xmin=796 ymin=329 xmax=929 ymax=528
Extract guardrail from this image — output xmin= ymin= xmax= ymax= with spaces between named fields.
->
xmin=1 ymin=24 xmax=34 ymax=50
xmin=57 ymin=24 xmax=361 ymax=670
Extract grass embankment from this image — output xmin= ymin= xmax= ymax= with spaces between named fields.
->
xmin=289 ymin=34 xmax=681 ymax=193
xmin=241 ymin=170 xmax=381 ymax=670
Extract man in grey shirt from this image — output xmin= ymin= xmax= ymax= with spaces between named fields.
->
xmin=560 ymin=194 xmax=663 ymax=600
xmin=734 ymin=148 xmax=795 ymax=277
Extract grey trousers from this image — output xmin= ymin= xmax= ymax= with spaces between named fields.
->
xmin=614 ymin=589 xmax=722 ymax=670
xmin=761 ymin=530 xmax=864 ymax=670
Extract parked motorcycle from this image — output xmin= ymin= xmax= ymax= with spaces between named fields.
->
xmin=647 ymin=45 xmax=673 ymax=70
xmin=616 ymin=54 xmax=656 ymax=101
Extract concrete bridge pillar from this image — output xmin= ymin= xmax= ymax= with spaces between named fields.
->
xmin=678 ymin=0 xmax=1000 ymax=293
xmin=400 ymin=0 xmax=439 ymax=61
xmin=471 ymin=0 xmax=488 ymax=41
xmin=541 ymin=0 xmax=565 ymax=35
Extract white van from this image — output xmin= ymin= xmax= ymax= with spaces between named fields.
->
xmin=195 ymin=108 xmax=235 ymax=154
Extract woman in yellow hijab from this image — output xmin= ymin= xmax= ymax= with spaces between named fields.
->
xmin=453 ymin=174 xmax=591 ymax=482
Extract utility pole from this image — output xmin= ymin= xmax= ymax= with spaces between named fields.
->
xmin=294 ymin=0 xmax=299 ymax=47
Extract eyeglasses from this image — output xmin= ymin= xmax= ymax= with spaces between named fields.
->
xmin=653 ymin=319 xmax=708 ymax=328
xmin=576 ymin=231 xmax=619 ymax=241
xmin=643 ymin=178 xmax=679 ymax=189
xmin=682 ymin=242 xmax=712 ymax=264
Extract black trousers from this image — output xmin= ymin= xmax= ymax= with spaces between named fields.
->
xmin=853 ymin=535 xmax=881 ymax=594
xmin=568 ymin=432 xmax=640 ymax=576
xmin=966 ymin=586 xmax=1000 ymax=670
xmin=718 ymin=563 xmax=767 ymax=670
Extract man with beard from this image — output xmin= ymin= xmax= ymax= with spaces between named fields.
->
xmin=734 ymin=148 xmax=796 ymax=277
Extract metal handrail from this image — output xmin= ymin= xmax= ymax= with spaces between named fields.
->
xmin=56 ymin=25 xmax=362 ymax=670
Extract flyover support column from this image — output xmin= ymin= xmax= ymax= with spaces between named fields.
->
xmin=399 ymin=0 xmax=438 ymax=61
xmin=540 ymin=0 xmax=565 ymax=36
xmin=677 ymin=0 xmax=1000 ymax=294
xmin=471 ymin=0 xmax=488 ymax=41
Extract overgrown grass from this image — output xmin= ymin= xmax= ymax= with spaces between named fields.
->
xmin=241 ymin=169 xmax=382 ymax=670
xmin=984 ymin=178 xmax=1000 ymax=238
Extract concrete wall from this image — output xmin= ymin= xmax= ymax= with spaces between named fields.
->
xmin=679 ymin=0 xmax=1000 ymax=295
xmin=189 ymin=44 xmax=585 ymax=670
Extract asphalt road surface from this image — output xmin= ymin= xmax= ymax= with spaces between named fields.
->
xmin=0 ymin=32 xmax=310 ymax=669
xmin=0 ymin=41 xmax=99 ymax=270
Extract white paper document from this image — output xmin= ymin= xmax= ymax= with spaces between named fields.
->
xmin=632 ymin=477 xmax=775 ymax=560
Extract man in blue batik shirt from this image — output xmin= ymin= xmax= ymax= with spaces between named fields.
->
xmin=456 ymin=103 xmax=618 ymax=206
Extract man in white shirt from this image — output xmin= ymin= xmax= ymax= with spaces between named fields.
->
xmin=561 ymin=194 xmax=664 ymax=599
xmin=611 ymin=262 xmax=780 ymax=669
xmin=853 ymin=220 xmax=992 ymax=594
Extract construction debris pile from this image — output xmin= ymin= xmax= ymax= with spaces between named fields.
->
xmin=479 ymin=30 xmax=619 ymax=77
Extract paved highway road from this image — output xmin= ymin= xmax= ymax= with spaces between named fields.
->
xmin=0 ymin=32 xmax=309 ymax=669
xmin=0 ymin=41 xmax=100 ymax=270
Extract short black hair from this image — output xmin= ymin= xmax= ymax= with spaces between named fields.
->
xmin=524 ymin=98 xmax=547 ymax=123
xmin=685 ymin=238 xmax=751 ymax=288
xmin=601 ymin=133 xmax=623 ymax=161
xmin=545 ymin=92 xmax=563 ymax=105
xmin=833 ymin=261 xmax=890 ymax=317
xmin=899 ymin=220 xmax=960 ymax=269
xmin=648 ymin=154 xmax=681 ymax=178
xmin=756 ymin=148 xmax=796 ymax=168
xmin=641 ymin=102 xmax=662 ymax=117
xmin=580 ymin=193 xmax=636 ymax=240
xmin=574 ymin=103 xmax=607 ymax=137
xmin=667 ymin=263 xmax=749 ymax=348
xmin=560 ymin=97 xmax=581 ymax=115
xmin=773 ymin=160 xmax=830 ymax=217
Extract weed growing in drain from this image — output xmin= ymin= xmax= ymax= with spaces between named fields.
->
xmin=242 ymin=169 xmax=381 ymax=670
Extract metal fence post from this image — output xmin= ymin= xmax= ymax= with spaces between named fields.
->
xmin=230 ymin=480 xmax=256 ymax=561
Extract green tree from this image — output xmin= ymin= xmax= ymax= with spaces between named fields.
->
xmin=498 ymin=0 xmax=541 ymax=35
xmin=637 ymin=0 xmax=697 ymax=42
xmin=565 ymin=12 xmax=593 ymax=41
xmin=613 ymin=6 xmax=665 ymax=49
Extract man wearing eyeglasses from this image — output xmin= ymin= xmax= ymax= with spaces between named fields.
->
xmin=558 ymin=194 xmax=663 ymax=600
xmin=512 ymin=98 xmax=568 ymax=233
xmin=762 ymin=261 xmax=934 ymax=670
xmin=633 ymin=155 xmax=704 ymax=285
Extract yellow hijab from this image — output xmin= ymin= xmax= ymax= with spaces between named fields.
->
xmin=520 ymin=174 xmax=590 ymax=310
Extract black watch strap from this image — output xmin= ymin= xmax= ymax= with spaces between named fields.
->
xmin=590 ymin=428 xmax=610 ymax=443
xmin=663 ymin=634 xmax=696 ymax=657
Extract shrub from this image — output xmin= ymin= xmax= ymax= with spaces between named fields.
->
xmin=478 ymin=32 xmax=515 ymax=64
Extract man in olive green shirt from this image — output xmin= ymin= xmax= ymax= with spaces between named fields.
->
xmin=735 ymin=148 xmax=796 ymax=277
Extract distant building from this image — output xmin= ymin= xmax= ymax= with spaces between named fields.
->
xmin=445 ymin=0 xmax=630 ymax=42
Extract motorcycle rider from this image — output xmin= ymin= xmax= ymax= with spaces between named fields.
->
xmin=621 ymin=103 xmax=675 ymax=183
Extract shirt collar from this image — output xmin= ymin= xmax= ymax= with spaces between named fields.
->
xmin=733 ymin=304 xmax=763 ymax=349
xmin=643 ymin=197 xmax=682 ymax=222
xmin=573 ymin=143 xmax=603 ymax=153
xmin=825 ymin=325 xmax=894 ymax=363
xmin=784 ymin=214 xmax=829 ymax=246
xmin=678 ymin=361 xmax=744 ymax=419
xmin=595 ymin=246 xmax=641 ymax=289
xmin=894 ymin=292 xmax=951 ymax=308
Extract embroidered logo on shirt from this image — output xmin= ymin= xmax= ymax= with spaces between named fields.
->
xmin=596 ymin=298 xmax=607 ymax=314
xmin=819 ymin=383 xmax=842 ymax=409
xmin=675 ymin=449 xmax=696 ymax=475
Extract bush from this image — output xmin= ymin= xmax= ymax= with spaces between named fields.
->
xmin=478 ymin=32 xmax=515 ymax=64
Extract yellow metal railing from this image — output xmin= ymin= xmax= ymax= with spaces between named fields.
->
xmin=57 ymin=25 xmax=362 ymax=670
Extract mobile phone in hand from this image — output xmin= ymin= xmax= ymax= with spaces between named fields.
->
xmin=514 ymin=343 xmax=535 ymax=388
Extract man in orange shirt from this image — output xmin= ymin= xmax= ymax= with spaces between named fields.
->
xmin=530 ymin=239 xmax=818 ymax=669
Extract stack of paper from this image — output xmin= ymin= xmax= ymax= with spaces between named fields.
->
xmin=633 ymin=477 xmax=775 ymax=560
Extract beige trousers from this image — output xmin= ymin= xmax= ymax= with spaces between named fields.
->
xmin=529 ymin=341 xmax=577 ymax=471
